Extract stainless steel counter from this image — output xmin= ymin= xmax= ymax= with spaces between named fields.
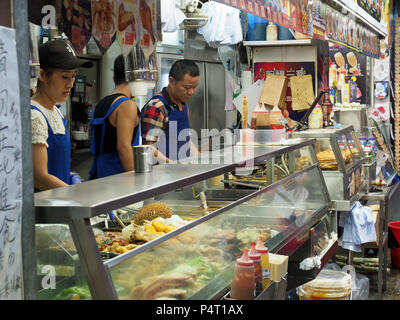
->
xmin=35 ymin=141 xmax=315 ymax=220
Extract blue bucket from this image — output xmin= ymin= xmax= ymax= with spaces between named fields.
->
xmin=278 ymin=25 xmax=294 ymax=40
xmin=247 ymin=13 xmax=268 ymax=41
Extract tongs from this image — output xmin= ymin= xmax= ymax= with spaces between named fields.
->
xmin=108 ymin=210 xmax=126 ymax=228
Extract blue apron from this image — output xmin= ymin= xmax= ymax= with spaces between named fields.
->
xmin=153 ymin=95 xmax=190 ymax=161
xmin=31 ymin=105 xmax=71 ymax=192
xmin=89 ymin=96 xmax=140 ymax=179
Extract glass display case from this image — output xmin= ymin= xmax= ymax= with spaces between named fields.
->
xmin=34 ymin=140 xmax=336 ymax=300
xmin=290 ymin=125 xmax=366 ymax=208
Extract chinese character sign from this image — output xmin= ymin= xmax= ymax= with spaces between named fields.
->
xmin=0 ymin=26 xmax=23 ymax=300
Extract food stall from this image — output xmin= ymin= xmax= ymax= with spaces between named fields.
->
xmin=35 ymin=139 xmax=337 ymax=300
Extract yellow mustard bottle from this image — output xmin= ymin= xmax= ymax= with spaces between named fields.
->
xmin=242 ymin=95 xmax=248 ymax=129
xmin=255 ymin=235 xmax=271 ymax=289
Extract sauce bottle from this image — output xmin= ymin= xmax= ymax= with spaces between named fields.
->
xmin=269 ymin=104 xmax=285 ymax=129
xmin=308 ymin=104 xmax=323 ymax=129
xmin=230 ymin=247 xmax=255 ymax=300
xmin=242 ymin=95 xmax=248 ymax=129
xmin=255 ymin=235 xmax=271 ymax=289
xmin=266 ymin=21 xmax=278 ymax=41
xmin=251 ymin=103 xmax=270 ymax=129
xmin=249 ymin=242 xmax=263 ymax=296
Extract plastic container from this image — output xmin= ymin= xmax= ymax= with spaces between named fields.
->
xmin=388 ymin=222 xmax=400 ymax=247
xmin=359 ymin=136 xmax=367 ymax=148
xmin=308 ymin=105 xmax=323 ymax=129
xmin=363 ymin=144 xmax=373 ymax=164
xmin=266 ymin=22 xmax=278 ymax=41
xmin=256 ymin=236 xmax=271 ymax=290
xmin=391 ymin=248 xmax=400 ymax=268
xmin=230 ymin=248 xmax=255 ymax=300
xmin=249 ymin=242 xmax=263 ymax=296
xmin=367 ymin=136 xmax=377 ymax=161
xmin=296 ymin=269 xmax=352 ymax=300
xmin=247 ymin=13 xmax=267 ymax=41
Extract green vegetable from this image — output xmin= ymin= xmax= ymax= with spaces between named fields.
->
xmin=52 ymin=286 xmax=91 ymax=300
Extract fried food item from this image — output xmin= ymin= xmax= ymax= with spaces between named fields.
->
xmin=133 ymin=202 xmax=172 ymax=225
xmin=153 ymin=289 xmax=187 ymax=300
xmin=130 ymin=274 xmax=192 ymax=300
xmin=129 ymin=229 xmax=160 ymax=242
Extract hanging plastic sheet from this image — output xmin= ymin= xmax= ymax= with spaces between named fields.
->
xmin=161 ymin=0 xmax=186 ymax=33
xmin=339 ymin=202 xmax=377 ymax=252
xmin=197 ymin=1 xmax=242 ymax=48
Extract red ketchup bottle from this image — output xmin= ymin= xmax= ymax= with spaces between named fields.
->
xmin=230 ymin=247 xmax=255 ymax=300
xmin=249 ymin=241 xmax=263 ymax=297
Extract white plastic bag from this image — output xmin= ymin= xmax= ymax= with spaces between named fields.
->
xmin=342 ymin=265 xmax=370 ymax=300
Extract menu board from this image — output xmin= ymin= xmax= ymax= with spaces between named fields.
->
xmin=139 ymin=0 xmax=158 ymax=61
xmin=116 ymin=0 xmax=139 ymax=57
xmin=91 ymin=0 xmax=117 ymax=54
xmin=0 ymin=26 xmax=23 ymax=300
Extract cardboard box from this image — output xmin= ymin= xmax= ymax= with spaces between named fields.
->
xmin=290 ymin=74 xmax=315 ymax=111
xmin=259 ymin=74 xmax=288 ymax=110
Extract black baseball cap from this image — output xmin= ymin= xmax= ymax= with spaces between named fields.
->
xmin=39 ymin=39 xmax=93 ymax=69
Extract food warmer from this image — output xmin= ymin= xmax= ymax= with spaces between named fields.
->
xmin=290 ymin=125 xmax=367 ymax=211
xmin=34 ymin=140 xmax=337 ymax=300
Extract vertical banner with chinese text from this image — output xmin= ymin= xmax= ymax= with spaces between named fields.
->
xmin=0 ymin=26 xmax=23 ymax=300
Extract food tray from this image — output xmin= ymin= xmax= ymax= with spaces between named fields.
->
xmin=118 ymin=200 xmax=232 ymax=223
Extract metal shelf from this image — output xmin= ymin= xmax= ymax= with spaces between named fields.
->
xmin=329 ymin=0 xmax=387 ymax=38
xmin=243 ymin=39 xmax=314 ymax=47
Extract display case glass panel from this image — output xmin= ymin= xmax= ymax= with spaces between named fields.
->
xmin=314 ymin=137 xmax=338 ymax=170
xmin=336 ymin=134 xmax=356 ymax=169
xmin=36 ymin=224 xmax=92 ymax=300
xmin=107 ymin=166 xmax=330 ymax=300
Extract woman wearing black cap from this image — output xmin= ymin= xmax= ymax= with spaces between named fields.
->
xmin=31 ymin=39 xmax=92 ymax=191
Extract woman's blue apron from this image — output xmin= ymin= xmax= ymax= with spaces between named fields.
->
xmin=89 ymin=96 xmax=140 ymax=179
xmin=153 ymin=95 xmax=190 ymax=161
xmin=31 ymin=105 xmax=71 ymax=192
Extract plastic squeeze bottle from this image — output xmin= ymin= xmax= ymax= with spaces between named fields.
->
xmin=249 ymin=241 xmax=263 ymax=297
xmin=242 ymin=95 xmax=248 ymax=129
xmin=251 ymin=103 xmax=270 ymax=129
xmin=256 ymin=235 xmax=271 ymax=289
xmin=230 ymin=247 xmax=255 ymax=300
